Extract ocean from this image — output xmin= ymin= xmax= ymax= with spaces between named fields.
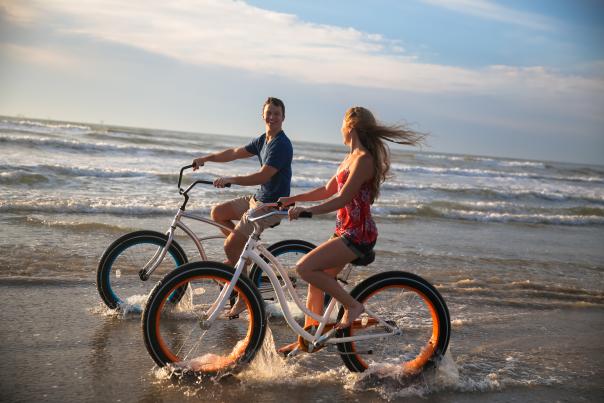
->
xmin=1 ymin=116 xmax=603 ymax=402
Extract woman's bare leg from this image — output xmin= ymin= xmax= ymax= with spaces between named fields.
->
xmin=304 ymin=266 xmax=341 ymax=327
xmin=296 ymin=237 xmax=364 ymax=328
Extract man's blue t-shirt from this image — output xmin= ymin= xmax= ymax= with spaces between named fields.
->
xmin=244 ymin=130 xmax=293 ymax=203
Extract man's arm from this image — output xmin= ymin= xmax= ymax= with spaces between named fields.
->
xmin=193 ymin=146 xmax=253 ymax=170
xmin=214 ymin=164 xmax=278 ymax=188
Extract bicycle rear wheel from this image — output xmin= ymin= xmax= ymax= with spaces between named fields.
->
xmin=97 ymin=230 xmax=188 ymax=312
xmin=337 ymin=271 xmax=450 ymax=373
xmin=142 ymin=261 xmax=266 ymax=375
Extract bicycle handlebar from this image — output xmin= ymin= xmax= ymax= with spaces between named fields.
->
xmin=178 ymin=164 xmax=231 ymax=195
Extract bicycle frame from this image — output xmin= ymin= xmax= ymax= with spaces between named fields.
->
xmin=138 ymin=165 xmax=234 ymax=281
xmin=202 ymin=209 xmax=400 ymax=350
xmin=138 ymin=209 xmax=233 ymax=281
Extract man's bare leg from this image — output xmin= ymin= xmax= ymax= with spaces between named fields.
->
xmin=210 ymin=203 xmax=239 ymax=237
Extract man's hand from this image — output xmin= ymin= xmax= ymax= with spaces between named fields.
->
xmin=213 ymin=177 xmax=235 ymax=188
xmin=192 ymin=157 xmax=206 ymax=171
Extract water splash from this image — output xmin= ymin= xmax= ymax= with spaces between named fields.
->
xmin=346 ymin=351 xmax=459 ymax=400
xmin=237 ymin=326 xmax=299 ymax=382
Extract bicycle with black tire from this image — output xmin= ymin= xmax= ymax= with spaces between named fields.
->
xmin=96 ymin=165 xmax=315 ymax=313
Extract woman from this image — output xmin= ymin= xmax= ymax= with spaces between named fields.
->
xmin=278 ymin=107 xmax=425 ymax=348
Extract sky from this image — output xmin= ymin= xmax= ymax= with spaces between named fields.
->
xmin=0 ymin=0 xmax=603 ymax=165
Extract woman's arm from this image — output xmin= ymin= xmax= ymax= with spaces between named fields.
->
xmin=307 ymin=154 xmax=374 ymax=215
xmin=278 ymin=176 xmax=338 ymax=206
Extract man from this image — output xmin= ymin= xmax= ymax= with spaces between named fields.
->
xmin=192 ymin=97 xmax=292 ymax=316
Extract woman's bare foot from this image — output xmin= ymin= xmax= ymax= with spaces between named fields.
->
xmin=336 ymin=302 xmax=364 ymax=329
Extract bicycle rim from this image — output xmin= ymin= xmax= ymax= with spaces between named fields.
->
xmin=100 ymin=234 xmax=185 ymax=311
xmin=144 ymin=267 xmax=263 ymax=374
xmin=340 ymin=278 xmax=448 ymax=373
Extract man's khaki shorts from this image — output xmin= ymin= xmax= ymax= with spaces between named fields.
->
xmin=226 ymin=195 xmax=282 ymax=238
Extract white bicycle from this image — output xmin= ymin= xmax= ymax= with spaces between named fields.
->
xmin=142 ymin=205 xmax=451 ymax=374
xmin=96 ymin=165 xmax=315 ymax=312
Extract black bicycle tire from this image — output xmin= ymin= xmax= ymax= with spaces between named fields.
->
xmin=96 ymin=230 xmax=188 ymax=309
xmin=337 ymin=271 xmax=450 ymax=373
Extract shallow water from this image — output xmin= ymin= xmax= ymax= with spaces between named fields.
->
xmin=1 ymin=116 xmax=603 ymax=401
xmin=1 ymin=279 xmax=602 ymax=402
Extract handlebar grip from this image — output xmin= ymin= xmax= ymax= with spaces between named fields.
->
xmin=299 ymin=211 xmax=313 ymax=218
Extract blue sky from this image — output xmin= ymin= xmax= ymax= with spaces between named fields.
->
xmin=1 ymin=0 xmax=603 ymax=164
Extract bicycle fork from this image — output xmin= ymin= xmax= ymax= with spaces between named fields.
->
xmin=197 ymin=238 xmax=253 ymax=328
xmin=138 ymin=213 xmax=183 ymax=281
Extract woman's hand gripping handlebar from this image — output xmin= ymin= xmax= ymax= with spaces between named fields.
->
xmin=247 ymin=202 xmax=312 ymax=224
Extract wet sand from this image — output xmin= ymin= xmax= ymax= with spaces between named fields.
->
xmin=1 ymin=278 xmax=602 ymax=402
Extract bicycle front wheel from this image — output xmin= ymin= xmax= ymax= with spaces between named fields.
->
xmin=142 ymin=261 xmax=266 ymax=375
xmin=97 ymin=230 xmax=188 ymax=311
xmin=338 ymin=271 xmax=450 ymax=373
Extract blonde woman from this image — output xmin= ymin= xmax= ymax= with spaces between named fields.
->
xmin=278 ymin=107 xmax=424 ymax=351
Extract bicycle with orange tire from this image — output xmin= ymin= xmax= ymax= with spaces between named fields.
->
xmin=141 ymin=205 xmax=451 ymax=374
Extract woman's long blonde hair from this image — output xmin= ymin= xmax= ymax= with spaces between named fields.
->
xmin=345 ymin=106 xmax=426 ymax=203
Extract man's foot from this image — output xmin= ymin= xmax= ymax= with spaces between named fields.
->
xmin=224 ymin=297 xmax=247 ymax=319
xmin=336 ymin=303 xmax=365 ymax=329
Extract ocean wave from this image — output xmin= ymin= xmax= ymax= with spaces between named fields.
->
xmin=293 ymin=156 xmax=340 ymax=166
xmin=0 ymin=199 xmax=205 ymax=216
xmin=0 ymin=119 xmax=93 ymax=135
xmin=0 ymin=171 xmax=50 ymax=185
xmin=371 ymin=201 xmax=604 ymax=225
xmin=0 ymin=163 xmax=260 ymax=187
xmin=23 ymin=215 xmax=134 ymax=234
xmin=291 ymin=176 xmax=330 ymax=188
xmin=390 ymin=163 xmax=604 ymax=184
xmin=0 ymin=164 xmax=150 ymax=182
xmin=2 ymin=196 xmax=602 ymax=226
xmin=0 ymin=134 xmax=202 ymax=158
xmin=385 ymin=183 xmax=604 ymax=205
xmin=418 ymin=153 xmax=546 ymax=168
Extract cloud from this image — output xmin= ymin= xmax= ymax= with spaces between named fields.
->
xmin=0 ymin=1 xmax=39 ymax=25
xmin=2 ymin=0 xmax=602 ymax=104
xmin=0 ymin=43 xmax=77 ymax=69
xmin=421 ymin=0 xmax=555 ymax=31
